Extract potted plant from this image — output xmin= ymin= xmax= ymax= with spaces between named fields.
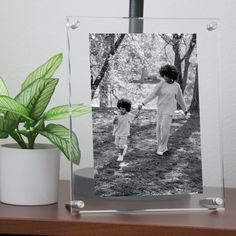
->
xmin=0 ymin=53 xmax=90 ymax=205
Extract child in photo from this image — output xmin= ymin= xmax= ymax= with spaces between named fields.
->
xmin=113 ymin=98 xmax=140 ymax=162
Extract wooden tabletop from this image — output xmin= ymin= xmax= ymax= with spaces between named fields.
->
xmin=0 ymin=180 xmax=236 ymax=236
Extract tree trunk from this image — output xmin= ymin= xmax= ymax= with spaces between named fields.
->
xmin=182 ymin=34 xmax=196 ymax=92
xmin=99 ymin=35 xmax=115 ymax=107
xmin=182 ymin=60 xmax=190 ymax=92
xmin=172 ymin=34 xmax=183 ymax=89
xmin=99 ymin=76 xmax=109 ymax=108
xmin=91 ymin=34 xmax=125 ymax=99
xmin=189 ymin=66 xmax=199 ymax=113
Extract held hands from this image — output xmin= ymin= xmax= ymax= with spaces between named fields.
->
xmin=113 ymin=116 xmax=118 ymax=125
xmin=134 ymin=109 xmax=141 ymax=119
xmin=138 ymin=103 xmax=144 ymax=110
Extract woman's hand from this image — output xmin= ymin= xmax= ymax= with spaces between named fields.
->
xmin=184 ymin=111 xmax=190 ymax=119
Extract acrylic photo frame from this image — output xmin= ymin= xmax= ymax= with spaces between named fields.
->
xmin=66 ymin=16 xmax=224 ymax=213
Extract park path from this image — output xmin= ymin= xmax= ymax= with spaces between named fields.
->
xmin=93 ymin=108 xmax=202 ymax=197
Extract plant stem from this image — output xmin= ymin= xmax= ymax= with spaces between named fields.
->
xmin=9 ymin=130 xmax=27 ymax=149
xmin=28 ymin=134 xmax=34 ymax=149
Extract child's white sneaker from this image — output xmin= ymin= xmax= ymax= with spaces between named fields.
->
xmin=157 ymin=151 xmax=163 ymax=156
xmin=122 ymin=145 xmax=128 ymax=156
xmin=117 ymin=155 xmax=124 ymax=162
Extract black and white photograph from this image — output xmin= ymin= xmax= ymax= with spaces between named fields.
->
xmin=89 ymin=33 xmax=203 ymax=197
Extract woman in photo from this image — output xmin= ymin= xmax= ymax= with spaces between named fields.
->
xmin=138 ymin=64 xmax=188 ymax=156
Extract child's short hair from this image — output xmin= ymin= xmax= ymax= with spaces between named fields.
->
xmin=117 ymin=98 xmax=131 ymax=112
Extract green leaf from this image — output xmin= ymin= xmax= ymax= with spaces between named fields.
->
xmin=44 ymin=104 xmax=91 ymax=121
xmin=0 ymin=113 xmax=21 ymax=138
xmin=0 ymin=95 xmax=31 ymax=121
xmin=15 ymin=78 xmax=58 ymax=120
xmin=21 ymin=53 xmax=63 ymax=90
xmin=0 ymin=131 xmax=8 ymax=138
xmin=0 ymin=117 xmax=11 ymax=138
xmin=0 ymin=116 xmax=15 ymax=132
xmin=0 ymin=76 xmax=9 ymax=96
xmin=0 ymin=77 xmax=9 ymax=119
xmin=39 ymin=124 xmax=80 ymax=165
xmin=34 ymin=119 xmax=45 ymax=131
xmin=18 ymin=129 xmax=30 ymax=138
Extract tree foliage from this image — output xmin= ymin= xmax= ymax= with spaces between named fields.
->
xmin=89 ymin=33 xmax=199 ymax=112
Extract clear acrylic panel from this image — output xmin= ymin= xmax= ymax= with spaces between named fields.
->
xmin=66 ymin=16 xmax=224 ymax=213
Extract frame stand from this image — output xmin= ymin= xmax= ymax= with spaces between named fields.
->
xmin=199 ymin=197 xmax=224 ymax=210
xmin=65 ymin=200 xmax=85 ymax=214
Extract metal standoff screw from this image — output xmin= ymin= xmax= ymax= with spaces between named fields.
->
xmin=214 ymin=198 xmax=224 ymax=205
xmin=199 ymin=197 xmax=224 ymax=209
xmin=71 ymin=200 xmax=85 ymax=208
xmin=207 ymin=22 xmax=218 ymax=31
xmin=65 ymin=200 xmax=85 ymax=210
xmin=67 ymin=20 xmax=80 ymax=29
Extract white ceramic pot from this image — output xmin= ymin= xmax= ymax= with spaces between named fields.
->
xmin=0 ymin=143 xmax=60 ymax=206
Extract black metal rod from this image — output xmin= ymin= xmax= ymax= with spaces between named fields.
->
xmin=129 ymin=0 xmax=144 ymax=33
xmin=129 ymin=0 xmax=144 ymax=17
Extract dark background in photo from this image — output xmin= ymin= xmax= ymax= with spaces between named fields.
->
xmin=89 ymin=33 xmax=202 ymax=197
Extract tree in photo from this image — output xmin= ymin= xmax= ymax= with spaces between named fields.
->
xmin=90 ymin=34 xmax=125 ymax=100
xmin=160 ymin=33 xmax=198 ymax=112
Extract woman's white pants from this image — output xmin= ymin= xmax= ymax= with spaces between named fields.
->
xmin=156 ymin=113 xmax=173 ymax=153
